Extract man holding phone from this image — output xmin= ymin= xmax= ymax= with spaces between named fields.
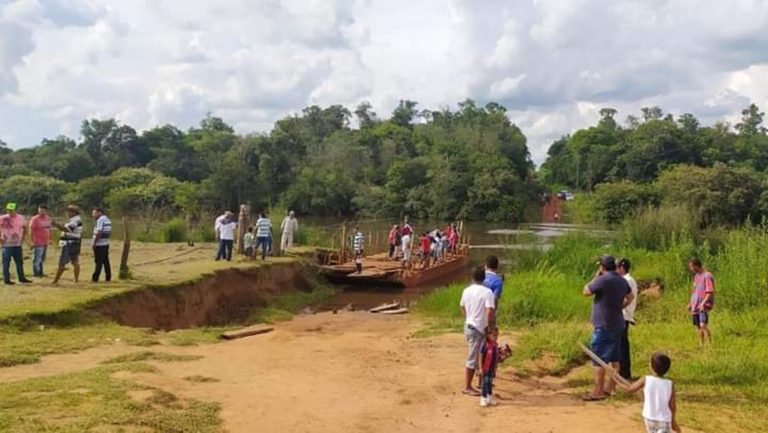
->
xmin=582 ymin=255 xmax=634 ymax=401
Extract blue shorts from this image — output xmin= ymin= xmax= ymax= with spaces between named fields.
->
xmin=591 ymin=328 xmax=622 ymax=365
xmin=692 ymin=312 xmax=709 ymax=327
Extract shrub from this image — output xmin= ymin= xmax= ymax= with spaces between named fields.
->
xmin=163 ymin=218 xmax=187 ymax=243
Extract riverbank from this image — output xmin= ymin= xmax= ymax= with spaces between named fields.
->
xmin=1 ymin=310 xmax=688 ymax=433
xmin=414 ymin=231 xmax=768 ymax=433
xmin=0 ymin=242 xmax=332 ymax=368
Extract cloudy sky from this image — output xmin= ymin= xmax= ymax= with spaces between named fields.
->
xmin=1 ymin=0 xmax=767 ymax=164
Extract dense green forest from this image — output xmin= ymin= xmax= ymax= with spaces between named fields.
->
xmin=0 ymin=100 xmax=538 ymax=222
xmin=541 ymin=103 xmax=768 ymax=228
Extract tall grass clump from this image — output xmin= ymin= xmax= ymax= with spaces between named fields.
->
xmin=619 ymin=205 xmax=699 ymax=251
xmin=710 ymin=224 xmax=768 ymax=311
xmin=540 ymin=233 xmax=605 ymax=280
xmin=162 ymin=218 xmax=187 ymax=242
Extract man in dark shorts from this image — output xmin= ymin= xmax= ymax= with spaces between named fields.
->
xmin=688 ymin=258 xmax=715 ymax=345
xmin=52 ymin=205 xmax=83 ymax=285
xmin=582 ymin=255 xmax=634 ymax=401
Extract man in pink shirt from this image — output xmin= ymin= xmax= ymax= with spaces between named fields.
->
xmin=1 ymin=203 xmax=32 ymax=285
xmin=29 ymin=205 xmax=52 ymax=278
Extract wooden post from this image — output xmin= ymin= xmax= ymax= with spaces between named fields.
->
xmin=119 ymin=217 xmax=131 ymax=280
xmin=341 ymin=223 xmax=347 ymax=263
xmin=236 ymin=204 xmax=249 ymax=255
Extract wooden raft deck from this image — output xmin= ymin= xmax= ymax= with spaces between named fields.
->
xmin=317 ymin=251 xmax=470 ymax=287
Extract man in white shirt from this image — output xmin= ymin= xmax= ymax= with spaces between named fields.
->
xmin=460 ymin=266 xmax=496 ymax=396
xmin=618 ymin=257 xmax=638 ymax=380
xmin=280 ymin=210 xmax=298 ymax=253
xmin=216 ymin=211 xmax=237 ymax=261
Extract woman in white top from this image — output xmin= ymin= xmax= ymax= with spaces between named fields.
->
xmin=613 ymin=352 xmax=680 ymax=433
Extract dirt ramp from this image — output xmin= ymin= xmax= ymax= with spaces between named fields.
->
xmin=92 ymin=263 xmax=315 ymax=330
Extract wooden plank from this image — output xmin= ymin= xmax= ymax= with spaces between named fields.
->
xmin=378 ymin=307 xmax=409 ymax=315
xmin=221 ymin=325 xmax=274 ymax=340
xmin=577 ymin=342 xmax=631 ymax=386
xmin=369 ymin=302 xmax=401 ymax=313
xmin=347 ymin=269 xmax=390 ymax=279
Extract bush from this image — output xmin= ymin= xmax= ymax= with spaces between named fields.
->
xmin=163 ymin=218 xmax=187 ymax=243
xmin=591 ymin=181 xmax=660 ymax=224
xmin=619 ymin=205 xmax=699 ymax=251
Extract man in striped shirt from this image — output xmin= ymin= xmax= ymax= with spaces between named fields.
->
xmin=255 ymin=212 xmax=272 ymax=261
xmin=91 ymin=207 xmax=112 ymax=282
xmin=353 ymin=228 xmax=364 ymax=273
xmin=52 ymin=205 xmax=84 ymax=285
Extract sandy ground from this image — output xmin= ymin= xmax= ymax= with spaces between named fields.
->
xmin=2 ymin=312 xmax=701 ymax=433
xmin=130 ymin=313 xmax=653 ymax=433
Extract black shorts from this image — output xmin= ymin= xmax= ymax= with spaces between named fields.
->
xmin=59 ymin=241 xmax=81 ymax=266
xmin=692 ymin=312 xmax=709 ymax=327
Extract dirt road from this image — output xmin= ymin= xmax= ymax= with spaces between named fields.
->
xmin=108 ymin=312 xmax=657 ymax=433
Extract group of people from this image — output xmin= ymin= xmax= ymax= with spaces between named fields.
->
xmin=213 ymin=210 xmax=298 ymax=262
xmin=0 ymin=202 xmax=112 ymax=285
xmin=460 ymin=252 xmax=716 ymax=432
xmin=385 ymin=220 xmax=461 ymax=270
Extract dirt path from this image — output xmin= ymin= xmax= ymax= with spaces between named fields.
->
xmin=107 ymin=312 xmax=659 ymax=433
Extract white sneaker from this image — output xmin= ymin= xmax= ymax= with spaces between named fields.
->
xmin=480 ymin=396 xmax=488 ymax=407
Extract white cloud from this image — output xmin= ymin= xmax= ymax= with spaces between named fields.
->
xmin=0 ymin=0 xmax=767 ymax=165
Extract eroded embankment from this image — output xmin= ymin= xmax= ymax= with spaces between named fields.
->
xmin=91 ymin=262 xmax=319 ymax=330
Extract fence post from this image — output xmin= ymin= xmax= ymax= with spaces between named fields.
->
xmin=119 ymin=217 xmax=131 ymax=279
xmin=237 ymin=204 xmax=249 ymax=255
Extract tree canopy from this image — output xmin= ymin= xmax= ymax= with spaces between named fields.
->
xmin=0 ymin=100 xmax=538 ymax=222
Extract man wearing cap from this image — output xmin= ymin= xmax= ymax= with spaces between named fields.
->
xmin=582 ymin=255 xmax=634 ymax=401
xmin=617 ymin=257 xmax=638 ymax=380
xmin=52 ymin=205 xmax=84 ymax=284
xmin=1 ymin=203 xmax=32 ymax=285
xmin=280 ymin=210 xmax=298 ymax=254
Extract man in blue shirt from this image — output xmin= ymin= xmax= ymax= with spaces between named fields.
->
xmin=582 ymin=255 xmax=634 ymax=401
xmin=483 ymin=256 xmax=504 ymax=312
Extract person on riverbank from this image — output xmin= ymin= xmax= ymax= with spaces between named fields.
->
xmin=618 ymin=257 xmax=638 ymax=380
xmin=688 ymin=258 xmax=715 ymax=345
xmin=215 ymin=211 xmax=237 ymax=261
xmin=582 ymin=255 xmax=634 ymax=401
xmin=484 ymin=255 xmax=503 ymax=313
xmin=449 ymin=222 xmax=459 ymax=254
xmin=255 ymin=212 xmax=272 ymax=261
xmin=460 ymin=266 xmax=496 ymax=396
xmin=480 ymin=325 xmax=500 ymax=407
xmin=1 ymin=203 xmax=32 ymax=285
xmin=91 ymin=207 xmax=112 ymax=282
xmin=612 ymin=352 xmax=680 ymax=433
xmin=29 ymin=205 xmax=52 ymax=278
xmin=52 ymin=205 xmax=83 ymax=285
xmin=280 ymin=210 xmax=298 ymax=254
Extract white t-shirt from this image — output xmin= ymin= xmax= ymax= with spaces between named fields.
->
xmin=218 ymin=221 xmax=237 ymax=241
xmin=623 ymin=273 xmax=639 ymax=323
xmin=643 ymin=376 xmax=673 ymax=422
xmin=460 ymin=283 xmax=496 ymax=331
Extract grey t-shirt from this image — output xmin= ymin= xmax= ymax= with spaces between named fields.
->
xmin=588 ymin=271 xmax=630 ymax=330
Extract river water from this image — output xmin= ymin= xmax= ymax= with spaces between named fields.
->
xmin=307 ymin=218 xmax=612 ymax=311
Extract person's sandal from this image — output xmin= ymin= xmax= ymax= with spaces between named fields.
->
xmin=581 ymin=394 xmax=606 ymax=402
xmin=462 ymin=388 xmax=481 ymax=396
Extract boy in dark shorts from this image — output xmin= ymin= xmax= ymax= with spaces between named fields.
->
xmin=688 ymin=258 xmax=715 ymax=345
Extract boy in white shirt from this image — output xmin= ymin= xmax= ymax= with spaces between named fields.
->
xmin=613 ymin=352 xmax=680 ymax=433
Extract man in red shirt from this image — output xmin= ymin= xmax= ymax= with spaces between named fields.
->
xmin=419 ymin=233 xmax=431 ymax=269
xmin=29 ymin=205 xmax=52 ymax=278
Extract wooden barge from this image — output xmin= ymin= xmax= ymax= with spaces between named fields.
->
xmin=315 ymin=249 xmax=471 ymax=288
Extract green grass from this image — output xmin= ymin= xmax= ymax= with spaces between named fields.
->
xmin=0 ymin=363 xmax=221 ymax=432
xmin=103 ymin=351 xmax=203 ymax=364
xmin=415 ymin=228 xmax=768 ymax=433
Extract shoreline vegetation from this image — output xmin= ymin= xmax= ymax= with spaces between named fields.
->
xmin=414 ymin=214 xmax=768 ymax=433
